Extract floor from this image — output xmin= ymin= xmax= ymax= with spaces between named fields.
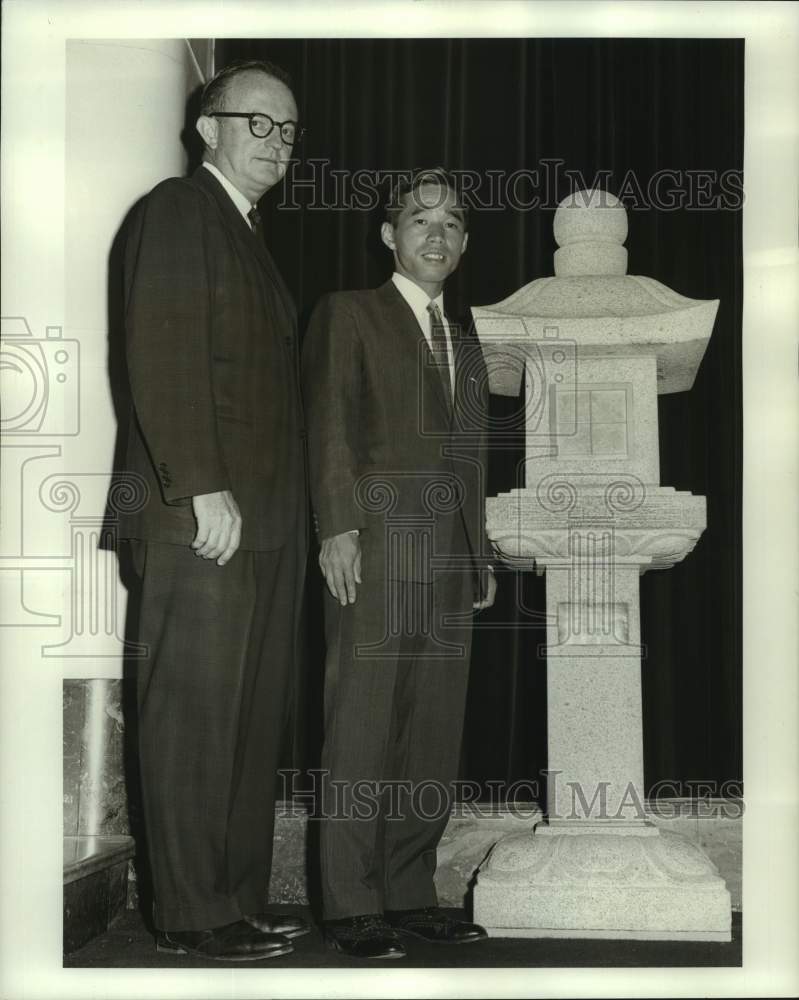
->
xmin=64 ymin=905 xmax=742 ymax=969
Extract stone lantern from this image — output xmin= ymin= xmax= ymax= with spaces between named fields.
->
xmin=472 ymin=189 xmax=732 ymax=940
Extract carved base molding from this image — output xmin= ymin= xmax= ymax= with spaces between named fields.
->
xmin=474 ymin=823 xmax=731 ymax=941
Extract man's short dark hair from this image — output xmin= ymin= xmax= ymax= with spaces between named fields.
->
xmin=200 ymin=59 xmax=294 ymax=117
xmin=385 ymin=167 xmax=469 ymax=231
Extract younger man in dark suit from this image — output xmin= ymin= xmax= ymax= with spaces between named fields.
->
xmin=303 ymin=169 xmax=496 ymax=959
xmin=121 ymin=60 xmax=308 ymax=961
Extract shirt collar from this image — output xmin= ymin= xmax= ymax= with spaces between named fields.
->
xmin=202 ymin=161 xmax=256 ymax=225
xmin=391 ymin=272 xmax=445 ymax=317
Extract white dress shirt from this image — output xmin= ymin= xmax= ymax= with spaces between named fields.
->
xmin=202 ymin=161 xmax=257 ymax=229
xmin=391 ymin=272 xmax=455 ymax=395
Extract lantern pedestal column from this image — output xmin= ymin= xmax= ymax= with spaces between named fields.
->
xmin=473 ymin=500 xmax=731 ymax=940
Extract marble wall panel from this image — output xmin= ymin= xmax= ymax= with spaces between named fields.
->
xmin=63 ymin=682 xmax=85 ymax=836
xmin=62 ymin=680 xmax=131 ymax=838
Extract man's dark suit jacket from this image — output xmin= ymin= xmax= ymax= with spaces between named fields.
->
xmin=120 ymin=165 xmax=306 ymax=551
xmin=302 ymin=279 xmax=490 ymax=584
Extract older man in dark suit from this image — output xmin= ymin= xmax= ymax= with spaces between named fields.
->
xmin=120 ymin=60 xmax=308 ymax=961
xmin=303 ymin=169 xmax=496 ymax=959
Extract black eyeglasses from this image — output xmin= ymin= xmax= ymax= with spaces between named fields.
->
xmin=210 ymin=112 xmax=305 ymax=145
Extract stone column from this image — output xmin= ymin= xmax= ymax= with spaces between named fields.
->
xmin=472 ymin=189 xmax=732 ymax=940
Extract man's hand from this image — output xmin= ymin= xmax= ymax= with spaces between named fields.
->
xmin=473 ymin=567 xmax=497 ymax=611
xmin=319 ymin=531 xmax=362 ymax=606
xmin=191 ymin=490 xmax=242 ymax=566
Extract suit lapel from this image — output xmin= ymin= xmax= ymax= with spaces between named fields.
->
xmin=376 ymin=281 xmax=453 ymax=422
xmin=192 ymin=167 xmax=297 ymax=325
xmin=253 ymin=237 xmax=298 ymax=326
xmin=193 ymin=164 xmax=253 ymax=239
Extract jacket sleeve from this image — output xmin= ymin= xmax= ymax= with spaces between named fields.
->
xmin=124 ymin=179 xmax=230 ymax=505
xmin=301 ymin=293 xmax=366 ymax=540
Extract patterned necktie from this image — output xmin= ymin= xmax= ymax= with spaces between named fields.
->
xmin=248 ymin=206 xmax=262 ymax=237
xmin=426 ymin=300 xmax=452 ymax=404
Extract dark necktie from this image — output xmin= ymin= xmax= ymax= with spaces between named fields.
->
xmin=426 ymin=300 xmax=452 ymax=404
xmin=248 ymin=206 xmax=262 ymax=238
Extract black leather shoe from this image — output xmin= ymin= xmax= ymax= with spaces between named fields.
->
xmin=156 ymin=919 xmax=294 ymax=961
xmin=245 ymin=911 xmax=310 ymax=939
xmin=384 ymin=906 xmax=488 ymax=944
xmin=324 ymin=913 xmax=407 ymax=959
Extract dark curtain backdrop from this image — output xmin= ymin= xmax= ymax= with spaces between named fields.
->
xmin=216 ymin=37 xmax=743 ymax=800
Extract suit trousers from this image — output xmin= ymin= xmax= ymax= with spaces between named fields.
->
xmin=319 ymin=566 xmax=473 ymax=919
xmin=130 ymin=538 xmax=299 ymax=931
